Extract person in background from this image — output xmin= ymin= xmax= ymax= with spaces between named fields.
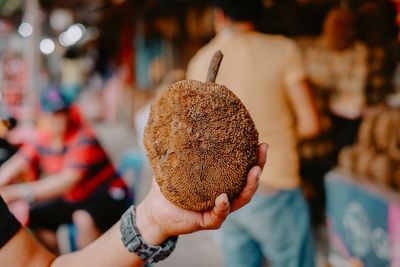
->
xmin=302 ymin=7 xmax=368 ymax=153
xmin=0 ymin=142 xmax=268 ymax=267
xmin=187 ymin=1 xmax=320 ymax=266
xmin=60 ymin=47 xmax=88 ymax=104
xmin=0 ymin=86 xmax=132 ymax=252
xmin=298 ymin=8 xmax=368 ymax=227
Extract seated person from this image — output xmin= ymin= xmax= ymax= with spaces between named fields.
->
xmin=0 ymin=86 xmax=132 ymax=251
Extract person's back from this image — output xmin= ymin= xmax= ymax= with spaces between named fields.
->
xmin=187 ymin=1 xmax=318 ymax=267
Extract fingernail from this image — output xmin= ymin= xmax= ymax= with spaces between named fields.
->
xmin=223 ymin=194 xmax=229 ymax=204
xmin=256 ymin=169 xmax=261 ymax=182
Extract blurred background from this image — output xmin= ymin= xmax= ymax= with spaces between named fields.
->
xmin=0 ymin=0 xmax=399 ymax=267
xmin=0 ymin=0 xmax=397 ymax=127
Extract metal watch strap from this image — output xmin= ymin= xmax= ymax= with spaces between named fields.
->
xmin=120 ymin=205 xmax=178 ymax=263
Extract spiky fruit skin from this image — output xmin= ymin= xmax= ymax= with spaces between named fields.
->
xmin=144 ymin=80 xmax=259 ymax=211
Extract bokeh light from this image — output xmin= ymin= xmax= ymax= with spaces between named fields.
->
xmin=18 ymin=22 xmax=33 ymax=37
xmin=39 ymin=38 xmax=55 ymax=55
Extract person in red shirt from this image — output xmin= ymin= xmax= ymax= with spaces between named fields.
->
xmin=0 ymin=86 xmax=132 ymax=251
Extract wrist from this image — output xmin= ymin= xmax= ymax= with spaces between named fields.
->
xmin=135 ymin=202 xmax=168 ymax=245
xmin=120 ymin=205 xmax=178 ymax=263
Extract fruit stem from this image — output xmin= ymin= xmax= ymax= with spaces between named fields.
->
xmin=205 ymin=50 xmax=223 ymax=83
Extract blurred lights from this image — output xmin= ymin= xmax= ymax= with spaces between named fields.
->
xmin=59 ymin=32 xmax=72 ymax=47
xmin=59 ymin=23 xmax=85 ymax=47
xmin=67 ymin=24 xmax=84 ymax=41
xmin=40 ymin=38 xmax=55 ymax=55
xmin=18 ymin=22 xmax=33 ymax=37
xmin=50 ymin=9 xmax=73 ymax=32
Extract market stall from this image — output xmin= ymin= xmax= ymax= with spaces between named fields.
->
xmin=326 ymin=170 xmax=400 ymax=267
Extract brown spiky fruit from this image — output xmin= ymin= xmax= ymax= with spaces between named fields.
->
xmin=369 ymin=153 xmax=393 ymax=186
xmin=144 ymin=51 xmax=259 ymax=211
xmin=354 ymin=145 xmax=375 ymax=178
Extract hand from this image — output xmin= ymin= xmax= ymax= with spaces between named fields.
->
xmin=0 ymin=173 xmax=10 ymax=187
xmin=0 ymin=185 xmax=23 ymax=204
xmin=136 ymin=143 xmax=268 ymax=245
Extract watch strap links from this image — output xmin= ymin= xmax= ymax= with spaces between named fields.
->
xmin=120 ymin=206 xmax=177 ymax=263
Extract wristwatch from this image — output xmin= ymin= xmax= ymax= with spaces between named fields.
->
xmin=120 ymin=205 xmax=178 ymax=263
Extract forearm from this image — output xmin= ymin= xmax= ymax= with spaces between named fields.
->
xmin=287 ymin=81 xmax=320 ymax=138
xmin=51 ymin=223 xmax=145 ymax=267
xmin=2 ymin=224 xmax=148 ymax=267
xmin=2 ymin=171 xmax=81 ymax=204
xmin=0 ymin=229 xmax=55 ymax=267
xmin=29 ymin=170 xmax=81 ymax=202
xmin=51 ymin=203 xmax=167 ymax=267
xmin=0 ymin=155 xmax=27 ymax=186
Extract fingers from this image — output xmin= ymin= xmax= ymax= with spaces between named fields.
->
xmin=199 ymin=193 xmax=230 ymax=229
xmin=230 ymin=165 xmax=261 ymax=212
xmin=213 ymin=193 xmax=230 ymax=217
xmin=257 ymin=143 xmax=268 ymax=170
xmin=229 ymin=143 xmax=268 ymax=213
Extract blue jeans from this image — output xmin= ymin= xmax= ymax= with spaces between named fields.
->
xmin=221 ymin=188 xmax=315 ymax=267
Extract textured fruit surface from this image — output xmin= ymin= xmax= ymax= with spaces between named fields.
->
xmin=144 ymin=79 xmax=259 ymax=211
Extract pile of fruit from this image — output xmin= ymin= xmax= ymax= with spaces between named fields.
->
xmin=338 ymin=106 xmax=400 ymax=189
